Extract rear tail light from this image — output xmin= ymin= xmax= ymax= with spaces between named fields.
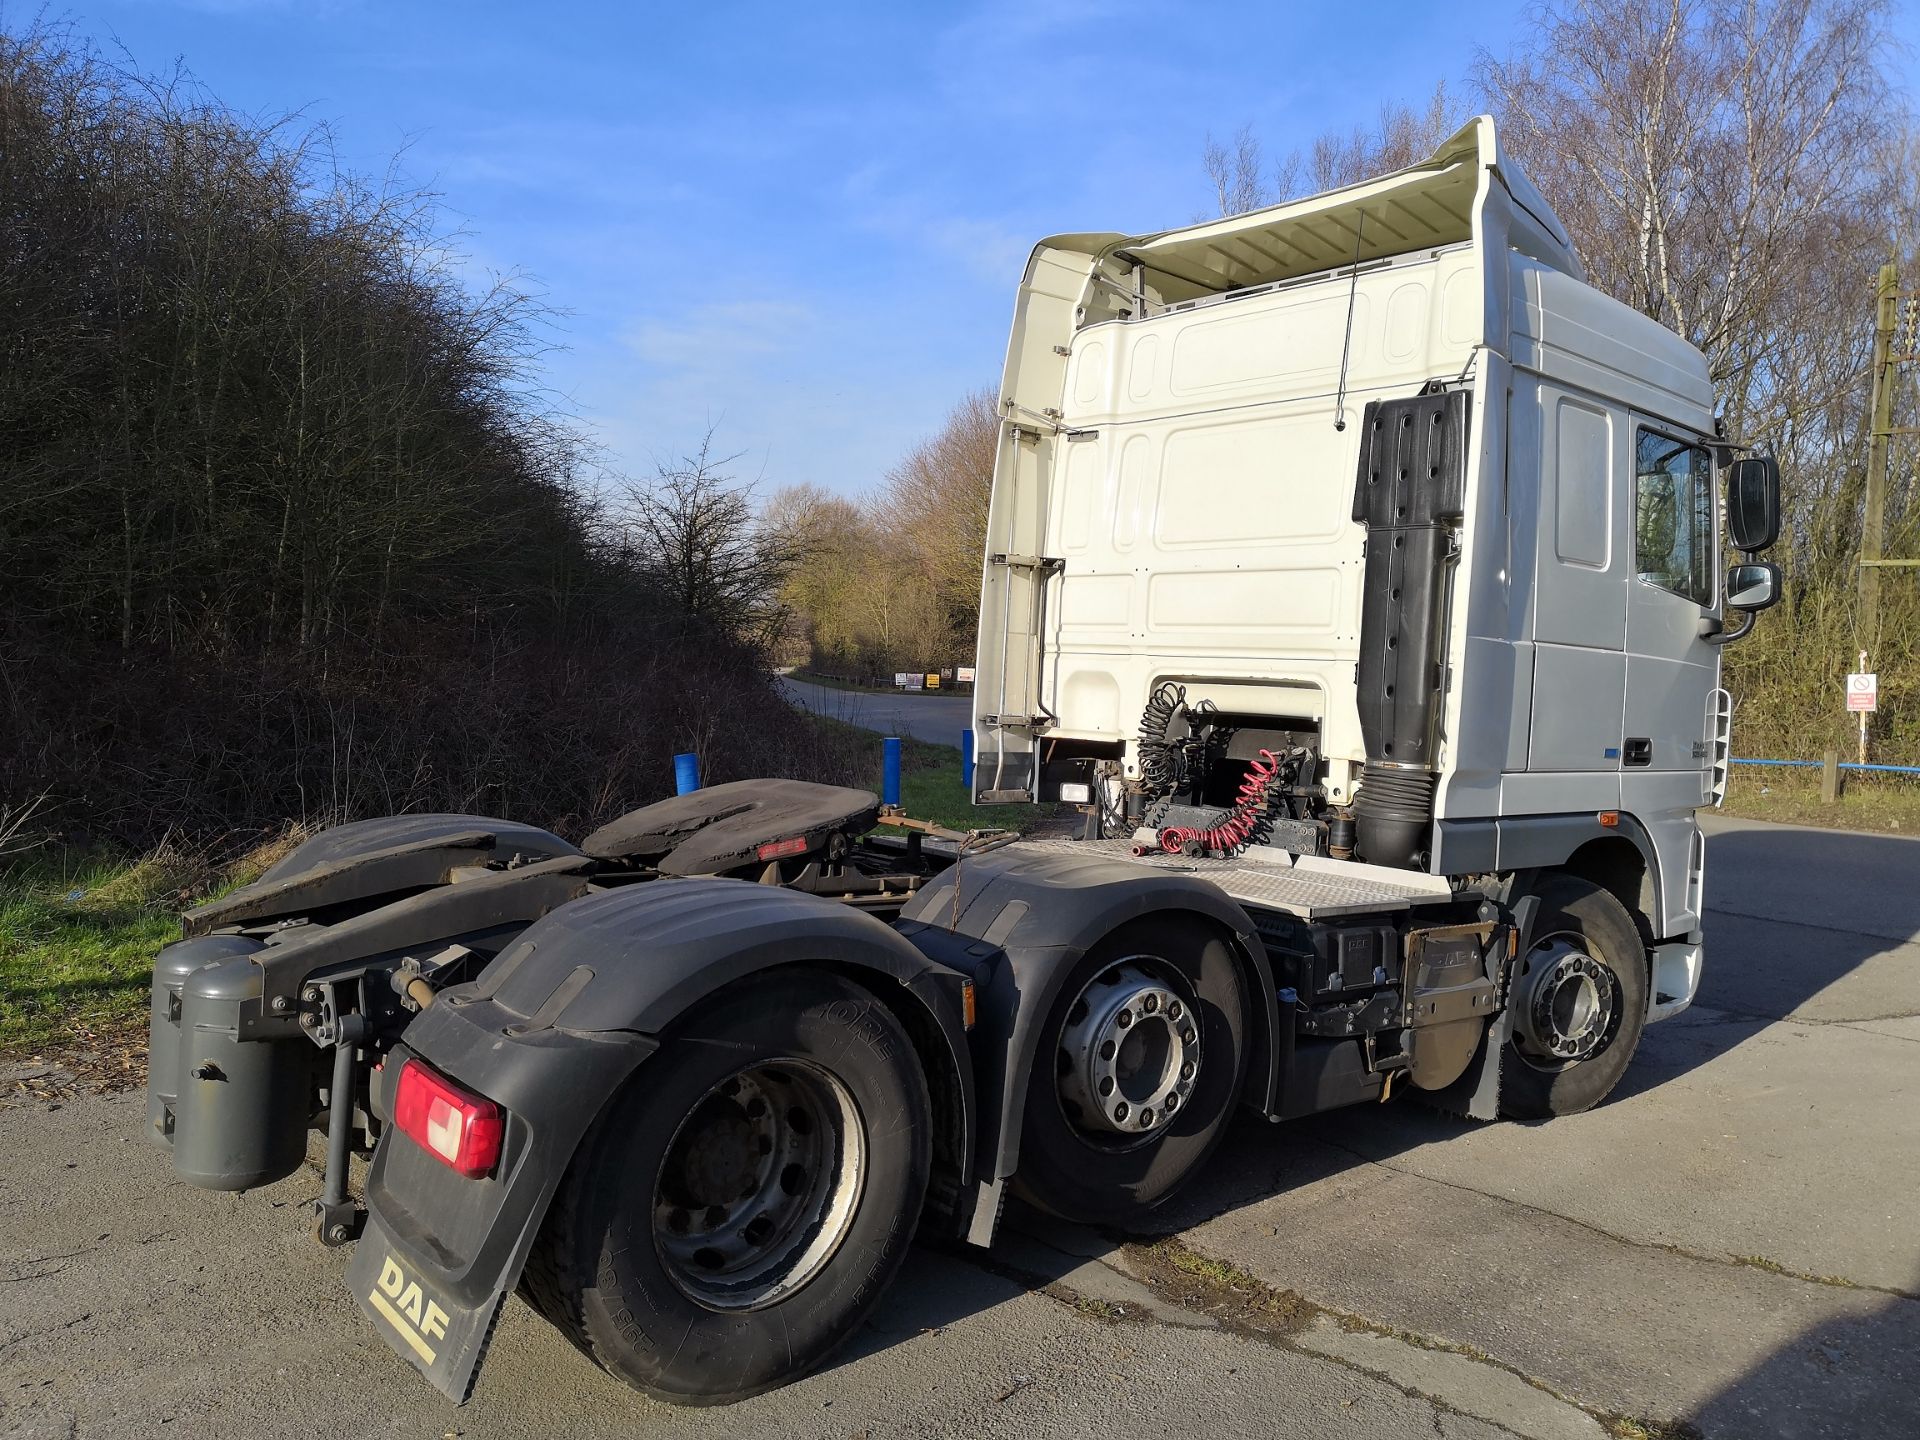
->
xmin=393 ymin=1059 xmax=503 ymax=1178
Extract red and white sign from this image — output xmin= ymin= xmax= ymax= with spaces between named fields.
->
xmin=1846 ymin=672 xmax=1878 ymax=713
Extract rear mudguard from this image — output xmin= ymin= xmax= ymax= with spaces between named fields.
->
xmin=894 ymin=845 xmax=1277 ymax=1242
xmin=353 ymin=877 xmax=976 ymax=1402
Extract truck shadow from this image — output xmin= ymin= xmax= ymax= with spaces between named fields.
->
xmin=831 ymin=819 xmax=1920 ymax=1433
xmin=1686 ymin=819 xmax=1920 ymax=1030
xmin=1672 ymin=1285 xmax=1920 ymax=1440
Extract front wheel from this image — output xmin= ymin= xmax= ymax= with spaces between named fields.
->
xmin=1499 ymin=875 xmax=1649 ymax=1119
xmin=522 ymin=971 xmax=930 ymax=1405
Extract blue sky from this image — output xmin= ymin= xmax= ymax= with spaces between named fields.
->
xmin=42 ymin=0 xmax=1920 ymax=500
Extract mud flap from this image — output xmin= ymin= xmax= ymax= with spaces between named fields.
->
xmin=1415 ymin=894 xmax=1535 ymax=1122
xmin=1418 ymin=1005 xmax=1509 ymax=1121
xmin=348 ymin=1215 xmax=509 ymax=1404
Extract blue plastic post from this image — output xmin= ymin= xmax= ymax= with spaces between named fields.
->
xmin=882 ymin=736 xmax=902 ymax=808
xmin=674 ymin=752 xmax=701 ymax=795
xmin=962 ymin=728 xmax=975 ymax=791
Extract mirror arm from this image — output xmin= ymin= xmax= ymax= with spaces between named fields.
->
xmin=1703 ymin=609 xmax=1759 ymax=646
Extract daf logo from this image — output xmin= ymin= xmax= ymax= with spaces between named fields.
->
xmin=369 ymin=1254 xmax=450 ymax=1365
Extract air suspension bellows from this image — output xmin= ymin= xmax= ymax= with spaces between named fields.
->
xmin=1349 ymin=386 xmax=1467 ymax=869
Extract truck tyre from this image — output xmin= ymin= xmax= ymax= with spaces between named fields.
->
xmin=520 ymin=970 xmax=931 ymax=1405
xmin=1014 ymin=915 xmax=1247 ymax=1226
xmin=1499 ymin=875 xmax=1648 ymax=1119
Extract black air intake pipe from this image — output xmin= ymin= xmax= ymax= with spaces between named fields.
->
xmin=1350 ymin=387 xmax=1467 ymax=869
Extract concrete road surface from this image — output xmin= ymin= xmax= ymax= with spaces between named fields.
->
xmin=4 ymin=813 xmax=1916 ymax=1439
xmin=780 ymin=675 xmax=974 ymax=750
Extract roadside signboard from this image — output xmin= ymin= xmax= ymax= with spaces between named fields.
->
xmin=1846 ymin=672 xmax=1878 ymax=713
xmin=957 ymin=666 xmax=975 ymax=684
xmin=925 ymin=673 xmax=940 ymax=690
xmin=905 ymin=673 xmax=923 ymax=691
xmin=894 ymin=672 xmax=911 ymax=689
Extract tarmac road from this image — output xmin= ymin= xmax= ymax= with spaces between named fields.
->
xmin=3 ymin=812 xmax=1916 ymax=1439
xmin=779 ymin=675 xmax=975 ymax=750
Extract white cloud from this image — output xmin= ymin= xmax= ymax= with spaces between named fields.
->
xmin=621 ymin=298 xmax=816 ymax=372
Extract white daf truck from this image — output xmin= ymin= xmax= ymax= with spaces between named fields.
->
xmin=144 ymin=117 xmax=1778 ymax=1409
xmin=975 ymin=112 xmax=1779 ymax=1044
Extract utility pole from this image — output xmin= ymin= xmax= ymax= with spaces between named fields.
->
xmin=1858 ymin=261 xmax=1898 ymax=659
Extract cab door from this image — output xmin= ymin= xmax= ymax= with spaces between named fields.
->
xmin=1622 ymin=421 xmax=1718 ymax=791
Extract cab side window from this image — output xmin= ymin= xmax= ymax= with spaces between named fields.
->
xmin=1634 ymin=428 xmax=1714 ymax=606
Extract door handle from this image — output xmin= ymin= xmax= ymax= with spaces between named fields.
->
xmin=1623 ymin=738 xmax=1652 ymax=767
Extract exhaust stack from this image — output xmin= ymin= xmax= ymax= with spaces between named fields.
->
xmin=1350 ymin=387 xmax=1468 ymax=869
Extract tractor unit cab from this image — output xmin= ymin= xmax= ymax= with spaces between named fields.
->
xmin=972 ymin=115 xmax=1778 ymax=1017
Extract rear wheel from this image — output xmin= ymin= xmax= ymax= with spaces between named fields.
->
xmin=522 ymin=971 xmax=930 ymax=1405
xmin=1014 ymin=916 xmax=1247 ymax=1226
xmin=1499 ymin=875 xmax=1649 ymax=1119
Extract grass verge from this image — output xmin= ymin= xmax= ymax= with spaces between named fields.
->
xmin=1 ymin=831 xmax=303 ymax=1067
xmin=1717 ymin=767 xmax=1920 ymax=834
xmin=886 ymin=735 xmax=1060 ymax=833
xmin=2 ymin=728 xmax=1053 ymax=1072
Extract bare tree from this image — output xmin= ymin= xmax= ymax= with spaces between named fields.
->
xmin=1203 ymin=123 xmax=1271 ymax=216
xmin=0 ymin=23 xmax=871 ymax=846
xmin=1205 ymin=84 xmax=1465 ymax=216
xmin=869 ymin=388 xmax=999 ymax=635
xmin=1476 ymin=0 xmax=1895 ymax=406
xmin=1298 ymin=83 xmax=1466 ymax=194
xmin=622 ymin=437 xmax=797 ymax=648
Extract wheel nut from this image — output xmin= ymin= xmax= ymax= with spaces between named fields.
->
xmin=1139 ymin=1107 xmax=1154 ymax=1128
xmin=1181 ymin=1027 xmax=1196 ymax=1044
xmin=1113 ymin=1101 xmax=1130 ymax=1122
xmin=1142 ymin=994 xmax=1159 ymax=1014
xmin=1164 ymin=1094 xmax=1180 ymax=1112
xmin=1168 ymin=1000 xmax=1183 ymax=1020
xmin=1180 ymin=1060 xmax=1196 ymax=1080
xmin=1116 ymin=1009 xmax=1133 ymax=1028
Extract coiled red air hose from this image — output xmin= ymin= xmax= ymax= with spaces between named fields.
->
xmin=1156 ymin=749 xmax=1284 ymax=857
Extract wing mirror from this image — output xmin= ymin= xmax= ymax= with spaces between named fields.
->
xmin=1704 ymin=561 xmax=1781 ymax=644
xmin=1727 ymin=456 xmax=1780 ymax=552
xmin=1727 ymin=561 xmax=1780 ymax=611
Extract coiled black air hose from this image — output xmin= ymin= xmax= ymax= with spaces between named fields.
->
xmin=1136 ymin=682 xmax=1187 ymax=792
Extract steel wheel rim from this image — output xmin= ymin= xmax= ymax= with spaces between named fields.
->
xmin=652 ymin=1058 xmax=866 ymax=1310
xmin=1510 ymin=934 xmax=1622 ymax=1073
xmin=1055 ymin=956 xmax=1201 ymax=1146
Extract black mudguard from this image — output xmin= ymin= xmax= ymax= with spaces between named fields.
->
xmin=190 ymin=811 xmax=578 ymax=936
xmin=353 ymin=877 xmax=976 ymax=1402
xmin=258 ymin=812 xmax=578 ymax=883
xmin=894 ymin=845 xmax=1278 ymax=1241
